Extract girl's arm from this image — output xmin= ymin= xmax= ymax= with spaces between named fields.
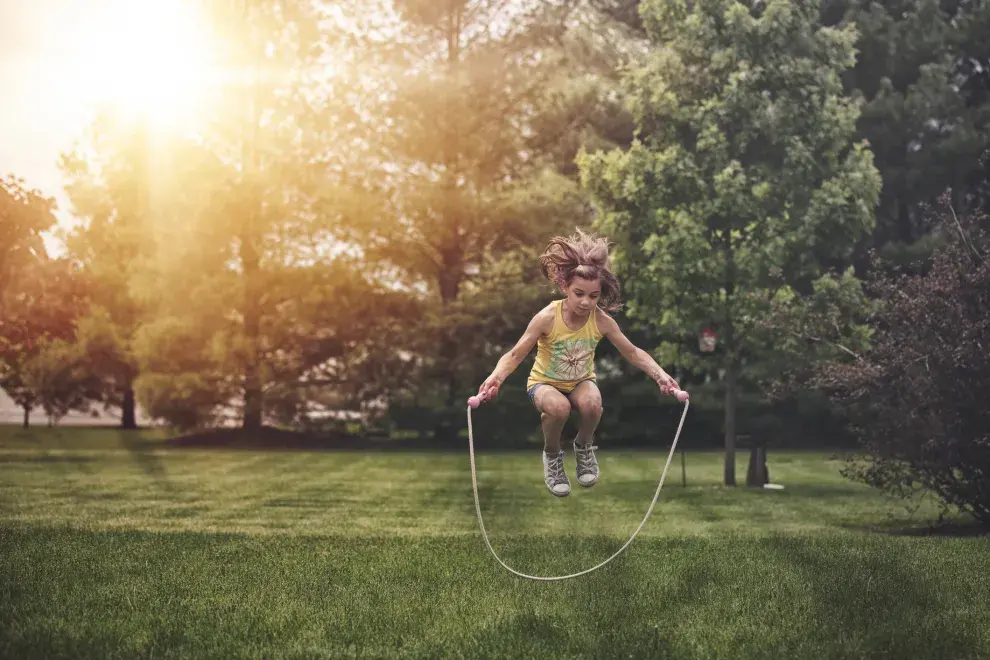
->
xmin=596 ymin=309 xmax=680 ymax=391
xmin=478 ymin=306 xmax=554 ymax=399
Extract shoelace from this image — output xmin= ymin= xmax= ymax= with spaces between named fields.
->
xmin=547 ymin=453 xmax=567 ymax=483
xmin=575 ymin=444 xmax=599 ymax=471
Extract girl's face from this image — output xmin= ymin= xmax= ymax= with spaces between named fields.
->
xmin=563 ymin=276 xmax=601 ymax=316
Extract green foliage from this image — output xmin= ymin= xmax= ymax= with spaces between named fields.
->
xmin=20 ymin=0 xmax=990 ymax=447
xmin=132 ymin=314 xmax=236 ymax=430
xmin=828 ymin=0 xmax=990 ymax=247
xmin=54 ymin=1 xmax=409 ymax=430
xmin=350 ymin=1 xmax=588 ymax=297
xmin=0 ymin=176 xmax=57 ymax=300
xmin=385 ymin=246 xmax=558 ymax=442
xmin=0 ymin=257 xmax=92 ymax=426
xmin=0 ymin=179 xmax=68 ymax=426
xmin=332 ymin=0 xmax=623 ymax=437
xmin=762 ymin=266 xmax=876 ymax=397
xmin=578 ymin=0 xmax=881 ymax=482
xmin=19 ymin=338 xmax=102 ymax=426
xmin=59 ymin=116 xmax=171 ymax=427
xmin=582 ymin=0 xmax=990 ymax=272
xmin=580 ymin=0 xmax=880 ymax=371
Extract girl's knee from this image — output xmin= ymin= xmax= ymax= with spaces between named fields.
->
xmin=581 ymin=399 xmax=603 ymax=420
xmin=542 ymin=398 xmax=571 ymax=421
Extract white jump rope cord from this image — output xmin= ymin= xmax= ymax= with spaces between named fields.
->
xmin=467 ymin=399 xmax=690 ymax=581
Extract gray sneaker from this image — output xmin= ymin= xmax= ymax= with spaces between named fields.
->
xmin=542 ymin=450 xmax=570 ymax=497
xmin=574 ymin=440 xmax=599 ymax=487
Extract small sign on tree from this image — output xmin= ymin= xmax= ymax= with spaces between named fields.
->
xmin=699 ymin=328 xmax=716 ymax=354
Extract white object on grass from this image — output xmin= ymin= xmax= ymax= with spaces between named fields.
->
xmin=467 ymin=398 xmax=690 ymax=581
xmin=763 ymin=483 xmax=785 ymax=490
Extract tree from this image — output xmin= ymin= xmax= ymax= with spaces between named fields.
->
xmin=579 ymin=0 xmax=881 ymax=485
xmin=824 ymin=0 xmax=990 ymax=263
xmin=195 ymin=0 xmax=418 ymax=431
xmin=0 ymin=175 xmax=60 ymax=428
xmin=0 ymin=256 xmax=93 ymax=428
xmin=21 ymin=339 xmax=102 ymax=427
xmin=93 ymin=1 xmax=417 ymax=432
xmin=60 ymin=117 xmax=164 ymax=430
xmin=57 ymin=1 xmax=393 ymax=431
xmin=336 ymin=0 xmax=642 ymax=440
xmin=0 ymin=176 xmax=57 ymax=303
xmin=812 ymin=195 xmax=990 ymax=527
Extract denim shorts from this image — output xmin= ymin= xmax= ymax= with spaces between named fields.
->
xmin=526 ymin=379 xmax=595 ymax=407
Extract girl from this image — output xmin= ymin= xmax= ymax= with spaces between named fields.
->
xmin=477 ymin=230 xmax=680 ymax=497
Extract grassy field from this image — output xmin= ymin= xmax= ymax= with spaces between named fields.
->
xmin=1 ymin=425 xmax=989 ymax=658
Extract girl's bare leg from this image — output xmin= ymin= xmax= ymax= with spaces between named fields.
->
xmin=534 ymin=386 xmax=571 ymax=454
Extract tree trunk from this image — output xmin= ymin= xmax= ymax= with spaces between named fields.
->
xmin=723 ymin=356 xmax=737 ymax=486
xmin=22 ymin=404 xmax=30 ymax=429
xmin=746 ymin=443 xmax=769 ymax=487
xmin=429 ymin=5 xmax=465 ymax=447
xmin=120 ymin=385 xmax=137 ymax=430
xmin=433 ymin=254 xmax=463 ymax=446
xmin=242 ymin=270 xmax=263 ymax=432
xmin=723 ymin=227 xmax=738 ymax=487
xmin=240 ymin=16 xmax=263 ymax=433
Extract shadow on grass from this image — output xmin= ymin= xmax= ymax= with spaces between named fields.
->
xmin=765 ymin=536 xmax=985 ymax=657
xmin=0 ymin=455 xmax=95 ymax=464
xmin=0 ymin=426 xmax=175 ymax=495
xmin=3 ymin=530 xmax=987 ymax=660
xmin=163 ymin=427 xmax=367 ymax=451
xmin=264 ymin=498 xmax=336 ymax=508
xmin=452 ymin=610 xmax=682 ymax=659
xmin=161 ymin=426 xmax=545 ymax=453
xmin=117 ymin=431 xmax=173 ymax=493
xmin=840 ymin=519 xmax=989 ymax=538
xmin=594 ymin=481 xmax=870 ymax=502
xmin=70 ymin=492 xmax=126 ymax=502
xmin=428 ymin=538 xmax=715 ymax=659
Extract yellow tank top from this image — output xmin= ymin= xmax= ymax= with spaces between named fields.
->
xmin=527 ymin=300 xmax=604 ymax=393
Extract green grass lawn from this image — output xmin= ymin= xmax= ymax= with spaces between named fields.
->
xmin=1 ymin=425 xmax=988 ymax=658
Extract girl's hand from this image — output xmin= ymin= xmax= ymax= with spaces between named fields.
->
xmin=478 ymin=374 xmax=503 ymax=401
xmin=653 ymin=370 xmax=680 ymax=395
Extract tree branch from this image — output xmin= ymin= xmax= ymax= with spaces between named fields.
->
xmin=787 ymin=329 xmax=862 ymax=361
xmin=948 ymin=198 xmax=984 ymax=264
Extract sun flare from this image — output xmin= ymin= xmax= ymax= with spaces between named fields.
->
xmin=56 ymin=0 xmax=217 ymax=132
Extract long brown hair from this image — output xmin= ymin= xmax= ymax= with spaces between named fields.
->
xmin=538 ymin=229 xmax=621 ymax=312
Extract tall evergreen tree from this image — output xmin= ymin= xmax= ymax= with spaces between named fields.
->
xmin=825 ymin=0 xmax=990 ymax=256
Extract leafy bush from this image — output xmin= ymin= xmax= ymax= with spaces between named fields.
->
xmin=813 ymin=194 xmax=990 ymax=526
xmin=132 ymin=316 xmax=237 ymax=430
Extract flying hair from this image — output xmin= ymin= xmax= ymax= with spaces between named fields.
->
xmin=538 ymin=229 xmax=622 ymax=312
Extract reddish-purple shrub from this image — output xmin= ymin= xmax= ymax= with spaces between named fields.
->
xmin=814 ymin=195 xmax=990 ymax=527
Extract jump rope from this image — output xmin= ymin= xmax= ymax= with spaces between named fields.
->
xmin=465 ymin=387 xmax=691 ymax=581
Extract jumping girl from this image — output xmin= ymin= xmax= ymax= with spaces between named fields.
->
xmin=477 ymin=230 xmax=680 ymax=497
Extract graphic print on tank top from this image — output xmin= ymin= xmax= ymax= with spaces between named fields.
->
xmin=545 ymin=337 xmax=599 ymax=381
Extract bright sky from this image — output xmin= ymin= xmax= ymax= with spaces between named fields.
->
xmin=0 ymin=0 xmax=216 ymax=251
xmin=1 ymin=1 xmax=87 ymax=225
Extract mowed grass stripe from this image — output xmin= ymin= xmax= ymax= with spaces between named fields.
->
xmin=1 ymin=528 xmax=988 ymax=659
xmin=1 ymin=430 xmax=988 ymax=659
xmin=0 ymin=447 xmax=967 ymax=537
